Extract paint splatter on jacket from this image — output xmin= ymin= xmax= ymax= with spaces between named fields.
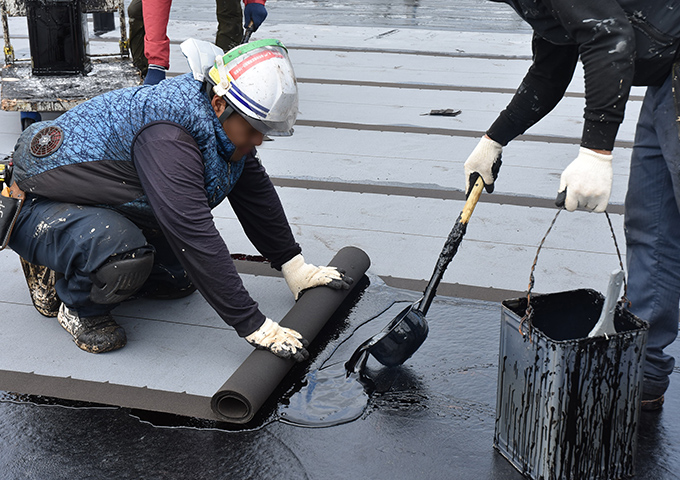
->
xmin=13 ymin=72 xmax=244 ymax=227
xmin=487 ymin=0 xmax=680 ymax=150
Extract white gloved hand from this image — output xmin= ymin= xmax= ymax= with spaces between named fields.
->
xmin=281 ymin=254 xmax=353 ymax=300
xmin=557 ymin=147 xmax=613 ymax=212
xmin=245 ymin=318 xmax=309 ymax=362
xmin=464 ymin=135 xmax=503 ymax=194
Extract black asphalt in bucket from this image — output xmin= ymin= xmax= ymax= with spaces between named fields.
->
xmin=495 ymin=289 xmax=648 ymax=480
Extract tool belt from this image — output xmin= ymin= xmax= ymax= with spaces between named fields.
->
xmin=673 ymin=60 xmax=680 ymax=141
xmin=0 ymin=162 xmax=25 ymax=250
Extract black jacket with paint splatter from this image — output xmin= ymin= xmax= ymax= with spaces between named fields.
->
xmin=487 ymin=0 xmax=680 ymax=151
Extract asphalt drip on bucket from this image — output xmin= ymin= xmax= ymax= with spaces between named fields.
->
xmin=496 ymin=289 xmax=648 ymax=479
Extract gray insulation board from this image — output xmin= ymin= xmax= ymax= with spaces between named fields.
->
xmin=0 ymin=247 xmax=295 ymax=420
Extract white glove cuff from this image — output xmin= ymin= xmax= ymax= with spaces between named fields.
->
xmin=281 ymin=254 xmax=305 ymax=277
xmin=464 ymin=136 xmax=503 ymax=189
xmin=578 ymin=147 xmax=613 ymax=166
xmin=245 ymin=317 xmax=275 ymax=343
xmin=559 ymin=148 xmax=614 ymax=212
xmin=478 ymin=135 xmax=503 ymax=155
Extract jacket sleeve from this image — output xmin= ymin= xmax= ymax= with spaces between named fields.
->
xmin=488 ymin=0 xmax=635 ymax=151
xmin=544 ymin=0 xmax=635 ymax=151
xmin=227 ymin=151 xmax=302 ymax=270
xmin=132 ymin=122 xmax=267 ymax=337
xmin=142 ymin=0 xmax=172 ymax=68
xmin=486 ymin=32 xmax=579 ymax=146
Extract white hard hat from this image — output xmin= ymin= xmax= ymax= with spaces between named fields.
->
xmin=208 ymin=39 xmax=298 ymax=136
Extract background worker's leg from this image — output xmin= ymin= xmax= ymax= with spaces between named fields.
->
xmin=127 ymin=0 xmax=148 ymax=76
xmin=20 ymin=112 xmax=41 ymax=132
xmin=215 ymin=0 xmax=243 ymax=52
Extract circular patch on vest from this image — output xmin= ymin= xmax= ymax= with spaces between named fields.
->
xmin=30 ymin=126 xmax=64 ymax=157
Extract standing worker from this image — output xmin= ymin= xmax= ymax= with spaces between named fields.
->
xmin=463 ymin=0 xmax=680 ymax=410
xmin=128 ymin=0 xmax=267 ymax=84
xmin=3 ymin=39 xmax=350 ymax=360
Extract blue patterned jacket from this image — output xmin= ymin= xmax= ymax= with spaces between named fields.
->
xmin=11 ymin=73 xmax=244 ymax=227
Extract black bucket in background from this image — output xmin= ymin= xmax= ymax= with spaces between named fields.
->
xmin=26 ymin=0 xmax=91 ymax=76
xmin=92 ymin=12 xmax=115 ymax=36
xmin=494 ymin=289 xmax=648 ymax=480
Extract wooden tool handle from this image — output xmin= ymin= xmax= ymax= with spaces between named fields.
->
xmin=461 ymin=175 xmax=485 ymax=224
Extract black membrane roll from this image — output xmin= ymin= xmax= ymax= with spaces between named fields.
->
xmin=211 ymin=246 xmax=371 ymax=423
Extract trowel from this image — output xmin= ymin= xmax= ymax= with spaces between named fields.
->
xmin=587 ymin=268 xmax=625 ymax=338
xmin=346 ymin=174 xmax=486 ymax=372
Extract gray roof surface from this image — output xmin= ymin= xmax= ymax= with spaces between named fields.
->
xmin=0 ymin=15 xmax=637 ymax=413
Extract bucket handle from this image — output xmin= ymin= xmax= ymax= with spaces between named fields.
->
xmin=519 ymin=210 xmax=628 ymax=336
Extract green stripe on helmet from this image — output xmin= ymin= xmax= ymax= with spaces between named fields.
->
xmin=218 ymin=39 xmax=287 ymax=66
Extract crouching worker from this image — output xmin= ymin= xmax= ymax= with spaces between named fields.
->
xmin=5 ymin=38 xmax=351 ymax=361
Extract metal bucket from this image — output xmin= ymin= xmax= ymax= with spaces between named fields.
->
xmin=494 ymin=289 xmax=648 ymax=480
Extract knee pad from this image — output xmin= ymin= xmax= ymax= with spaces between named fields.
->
xmin=89 ymin=247 xmax=155 ymax=304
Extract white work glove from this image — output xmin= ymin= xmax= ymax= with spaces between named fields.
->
xmin=557 ymin=147 xmax=613 ymax=213
xmin=464 ymin=135 xmax=503 ymax=195
xmin=281 ymin=254 xmax=353 ymax=300
xmin=245 ymin=318 xmax=309 ymax=362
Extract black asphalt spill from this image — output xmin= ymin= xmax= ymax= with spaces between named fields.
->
xmin=0 ymin=277 xmax=678 ymax=479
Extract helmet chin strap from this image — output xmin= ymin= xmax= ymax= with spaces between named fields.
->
xmin=218 ymin=104 xmax=234 ymax=124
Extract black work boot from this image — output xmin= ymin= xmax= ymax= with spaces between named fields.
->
xmin=57 ymin=304 xmax=127 ymax=353
xmin=20 ymin=257 xmax=61 ymax=317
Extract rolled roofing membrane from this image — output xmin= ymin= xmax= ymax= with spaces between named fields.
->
xmin=211 ymin=246 xmax=371 ymax=423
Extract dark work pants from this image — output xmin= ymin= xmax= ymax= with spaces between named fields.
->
xmin=215 ymin=0 xmax=243 ymax=52
xmin=9 ymin=196 xmax=189 ymax=317
xmin=127 ymin=0 xmax=148 ymax=76
xmin=9 ymin=196 xmax=148 ymax=316
xmin=625 ymin=71 xmax=680 ymax=397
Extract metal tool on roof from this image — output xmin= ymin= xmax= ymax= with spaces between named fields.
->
xmin=346 ymin=174 xmax=486 ymax=372
xmin=421 ymin=108 xmax=462 ymax=117
xmin=587 ymin=268 xmax=624 ymax=338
